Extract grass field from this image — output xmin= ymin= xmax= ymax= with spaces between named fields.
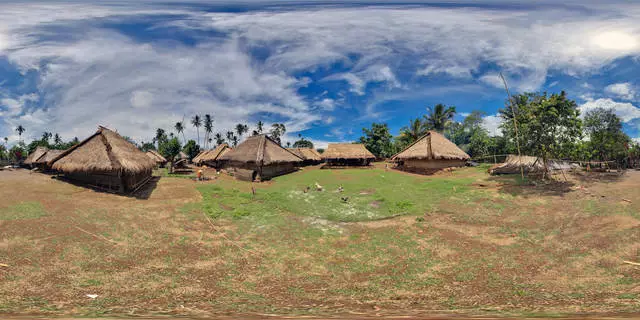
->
xmin=1 ymin=165 xmax=639 ymax=317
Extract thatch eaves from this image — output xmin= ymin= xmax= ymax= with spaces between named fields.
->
xmin=146 ymin=150 xmax=167 ymax=164
xmin=49 ymin=126 xmax=156 ymax=174
xmin=219 ymin=134 xmax=302 ymax=165
xmin=35 ymin=149 xmax=65 ymax=164
xmin=322 ymin=143 xmax=375 ymax=160
xmin=288 ymin=148 xmax=322 ymax=161
xmin=196 ymin=144 xmax=231 ymax=164
xmin=392 ymin=131 xmax=470 ymax=161
xmin=24 ymin=146 xmax=48 ymax=165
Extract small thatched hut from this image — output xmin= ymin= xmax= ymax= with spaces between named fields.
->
xmin=322 ymin=143 xmax=375 ymax=167
xmin=34 ymin=149 xmax=65 ymax=171
xmin=219 ymin=134 xmax=302 ymax=181
xmin=195 ymin=143 xmax=231 ymax=168
xmin=48 ymin=126 xmax=155 ymax=193
xmin=392 ymin=131 xmax=469 ymax=173
xmin=24 ymin=146 xmax=49 ymax=168
xmin=146 ymin=150 xmax=167 ymax=168
xmin=287 ymin=148 xmax=322 ymax=166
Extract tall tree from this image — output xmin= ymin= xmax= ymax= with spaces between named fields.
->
xmin=191 ymin=115 xmax=202 ymax=146
xmin=214 ymin=132 xmax=225 ymax=146
xmin=359 ymin=123 xmax=394 ymax=158
xmin=53 ymin=133 xmax=62 ymax=147
xmin=154 ymin=128 xmax=167 ymax=149
xmin=256 ymin=121 xmax=264 ymax=134
xmin=500 ymin=91 xmax=582 ymax=165
xmin=203 ymin=115 xmax=213 ymax=149
xmin=3 ymin=137 xmax=8 ymax=147
xmin=15 ymin=125 xmax=25 ymax=142
xmin=158 ymin=137 xmax=182 ymax=173
xmin=182 ymin=139 xmax=201 ymax=161
xmin=269 ymin=123 xmax=286 ymax=145
xmin=424 ymin=104 xmax=456 ymax=132
xmin=174 ymin=121 xmax=185 ymax=144
xmin=41 ymin=131 xmax=52 ymax=144
xmin=398 ymin=118 xmax=427 ymax=148
xmin=292 ymin=134 xmax=314 ymax=148
xmin=584 ymin=108 xmax=630 ymax=163
xmin=235 ymin=123 xmax=249 ymax=141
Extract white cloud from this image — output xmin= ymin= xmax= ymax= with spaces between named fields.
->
xmin=130 ymin=90 xmax=153 ymax=109
xmin=482 ymin=115 xmax=503 ymax=137
xmin=604 ymin=82 xmax=636 ymax=100
xmin=579 ymin=98 xmax=640 ymax=122
xmin=316 ymin=98 xmax=336 ymax=111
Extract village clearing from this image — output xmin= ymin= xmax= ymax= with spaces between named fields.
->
xmin=0 ymin=164 xmax=639 ymax=318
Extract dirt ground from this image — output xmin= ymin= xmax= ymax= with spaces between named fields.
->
xmin=1 ymin=167 xmax=639 ymax=318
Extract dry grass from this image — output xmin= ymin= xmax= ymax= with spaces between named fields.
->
xmin=1 ymin=166 xmax=639 ymax=318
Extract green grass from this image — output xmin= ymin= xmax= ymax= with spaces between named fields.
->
xmin=0 ymin=201 xmax=47 ymax=220
xmin=188 ymin=168 xmax=486 ymax=222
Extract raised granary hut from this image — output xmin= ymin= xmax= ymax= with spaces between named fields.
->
xmin=219 ymin=134 xmax=302 ymax=181
xmin=194 ymin=143 xmax=232 ymax=168
xmin=24 ymin=146 xmax=49 ymax=168
xmin=287 ymin=148 xmax=322 ymax=166
xmin=146 ymin=150 xmax=167 ymax=168
xmin=322 ymin=143 xmax=375 ymax=167
xmin=392 ymin=131 xmax=469 ymax=173
xmin=48 ymin=126 xmax=156 ymax=193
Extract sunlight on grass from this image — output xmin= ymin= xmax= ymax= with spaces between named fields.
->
xmin=0 ymin=201 xmax=47 ymax=220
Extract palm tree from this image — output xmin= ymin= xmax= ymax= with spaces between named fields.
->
xmin=400 ymin=118 xmax=428 ymax=144
xmin=256 ymin=121 xmax=264 ymax=134
xmin=235 ymin=123 xmax=248 ymax=141
xmin=204 ymin=115 xmax=213 ymax=149
xmin=53 ymin=133 xmax=62 ymax=146
xmin=41 ymin=131 xmax=52 ymax=143
xmin=154 ymin=128 xmax=166 ymax=149
xmin=3 ymin=137 xmax=8 ymax=147
xmin=174 ymin=122 xmax=185 ymax=144
xmin=424 ymin=104 xmax=456 ymax=132
xmin=214 ymin=133 xmax=225 ymax=146
xmin=191 ymin=115 xmax=202 ymax=146
xmin=15 ymin=125 xmax=25 ymax=142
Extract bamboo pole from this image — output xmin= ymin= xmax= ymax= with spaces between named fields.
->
xmin=499 ymin=73 xmax=524 ymax=181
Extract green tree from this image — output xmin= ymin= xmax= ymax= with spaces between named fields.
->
xmin=256 ymin=121 xmax=264 ymax=134
xmin=191 ymin=115 xmax=202 ymax=146
xmin=292 ymin=134 xmax=314 ymax=148
xmin=398 ymin=118 xmax=427 ymax=149
xmin=424 ymin=104 xmax=456 ymax=132
xmin=139 ymin=141 xmax=156 ymax=152
xmin=159 ymin=137 xmax=182 ymax=173
xmin=154 ymin=128 xmax=167 ymax=149
xmin=53 ymin=133 xmax=62 ymax=147
xmin=584 ymin=108 xmax=630 ymax=163
xmin=235 ymin=123 xmax=249 ymax=141
xmin=15 ymin=125 xmax=25 ymax=142
xmin=500 ymin=91 xmax=582 ymax=165
xmin=269 ymin=123 xmax=286 ymax=145
xmin=203 ymin=115 xmax=213 ymax=149
xmin=174 ymin=121 xmax=185 ymax=144
xmin=214 ymin=132 xmax=225 ymax=146
xmin=182 ymin=139 xmax=200 ymax=161
xmin=9 ymin=142 xmax=27 ymax=162
xmin=358 ymin=122 xmax=394 ymax=158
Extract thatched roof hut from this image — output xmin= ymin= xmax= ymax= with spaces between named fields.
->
xmin=194 ymin=143 xmax=231 ymax=167
xmin=24 ymin=146 xmax=48 ymax=166
xmin=322 ymin=143 xmax=375 ymax=166
xmin=220 ymin=134 xmax=302 ymax=181
xmin=146 ymin=150 xmax=167 ymax=167
xmin=392 ymin=131 xmax=469 ymax=173
xmin=287 ymin=148 xmax=322 ymax=165
xmin=33 ymin=149 xmax=65 ymax=170
xmin=49 ymin=126 xmax=155 ymax=193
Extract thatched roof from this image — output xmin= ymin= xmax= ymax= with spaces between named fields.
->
xmin=392 ymin=131 xmax=470 ymax=161
xmin=24 ymin=146 xmax=48 ymax=164
xmin=146 ymin=150 xmax=167 ymax=164
xmin=287 ymin=148 xmax=322 ymax=161
xmin=35 ymin=149 xmax=65 ymax=164
xmin=49 ymin=126 xmax=156 ymax=174
xmin=219 ymin=134 xmax=302 ymax=165
xmin=195 ymin=144 xmax=231 ymax=164
xmin=322 ymin=143 xmax=375 ymax=160
xmin=489 ymin=155 xmax=577 ymax=175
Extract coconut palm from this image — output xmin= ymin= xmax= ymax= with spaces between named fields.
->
xmin=400 ymin=118 xmax=428 ymax=145
xmin=15 ymin=125 xmax=25 ymax=142
xmin=424 ymin=104 xmax=456 ymax=132
xmin=174 ymin=121 xmax=185 ymax=144
xmin=214 ymin=133 xmax=225 ymax=146
xmin=154 ymin=128 xmax=166 ymax=149
xmin=203 ymin=114 xmax=213 ymax=149
xmin=53 ymin=133 xmax=62 ymax=146
xmin=191 ymin=115 xmax=202 ymax=146
xmin=235 ymin=123 xmax=248 ymax=141
xmin=256 ymin=121 xmax=264 ymax=134
xmin=3 ymin=137 xmax=8 ymax=146
xmin=41 ymin=131 xmax=52 ymax=143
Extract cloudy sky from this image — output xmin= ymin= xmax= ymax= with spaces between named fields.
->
xmin=2 ymin=0 xmax=640 ymax=147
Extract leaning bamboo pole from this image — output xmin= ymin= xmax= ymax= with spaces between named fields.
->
xmin=499 ymin=73 xmax=525 ymax=181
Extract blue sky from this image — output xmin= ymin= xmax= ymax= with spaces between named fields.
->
xmin=1 ymin=1 xmax=640 ymax=148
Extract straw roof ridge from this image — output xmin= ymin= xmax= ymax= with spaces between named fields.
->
xmin=146 ymin=149 xmax=167 ymax=163
xmin=219 ymin=134 xmax=302 ymax=165
xmin=321 ymin=143 xmax=375 ymax=160
xmin=392 ymin=131 xmax=470 ymax=161
xmin=288 ymin=147 xmax=322 ymax=161
xmin=35 ymin=149 xmax=65 ymax=164
xmin=196 ymin=144 xmax=230 ymax=163
xmin=49 ymin=126 xmax=155 ymax=174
